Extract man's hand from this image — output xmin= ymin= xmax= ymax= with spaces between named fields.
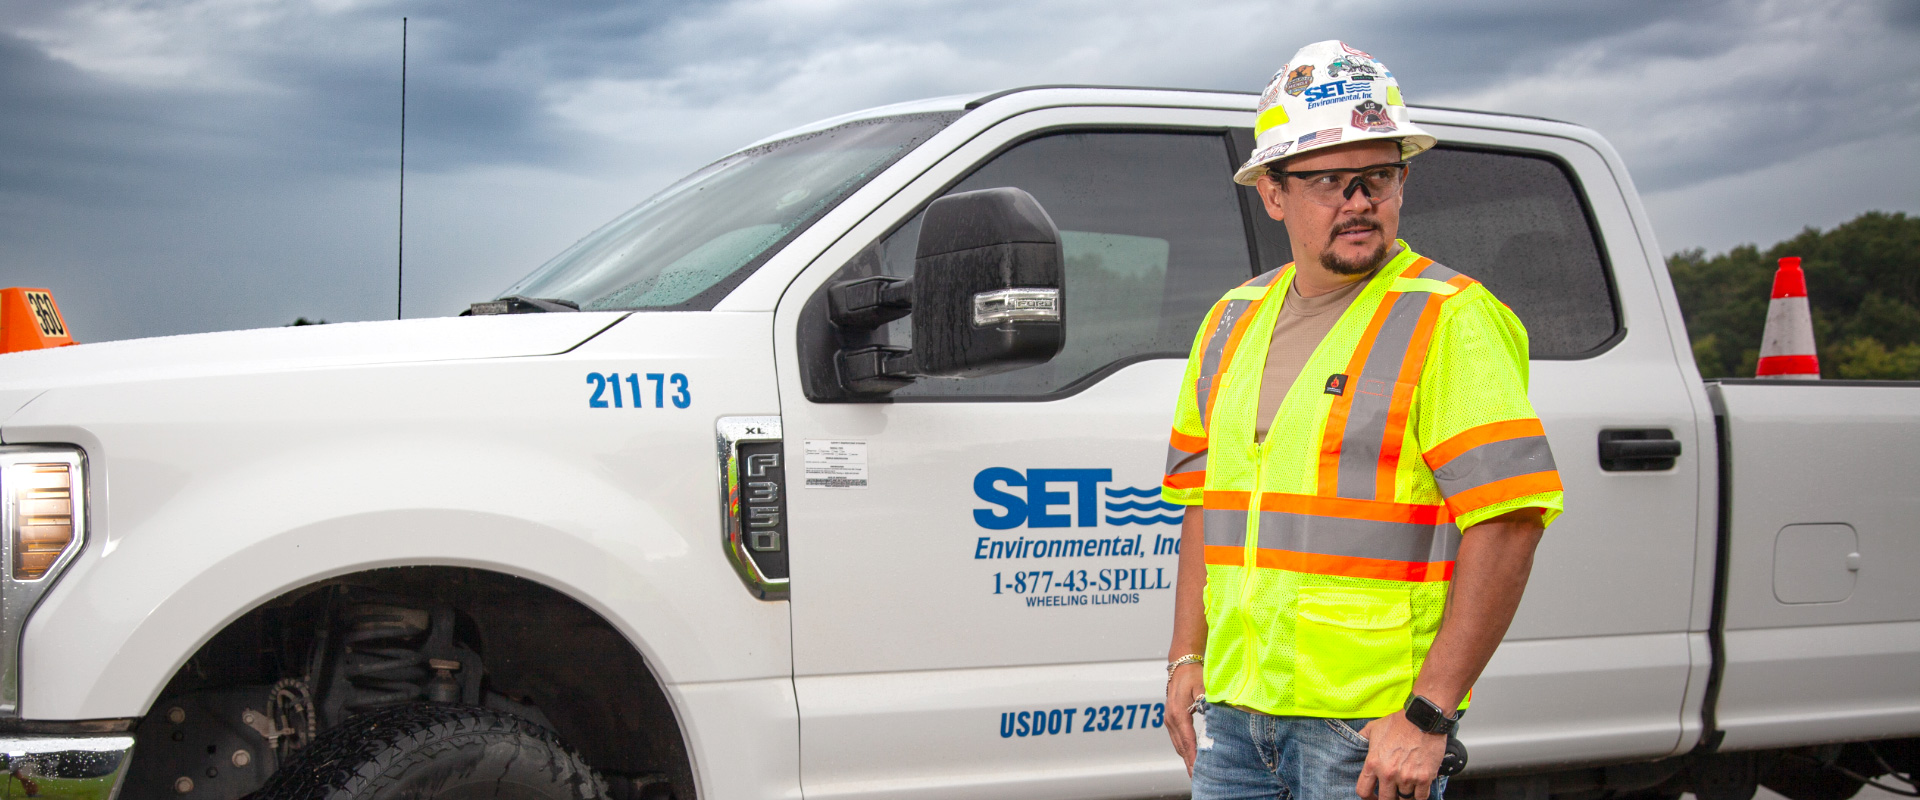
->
xmin=1164 ymin=663 xmax=1205 ymax=776
xmin=1355 ymin=712 xmax=1446 ymax=800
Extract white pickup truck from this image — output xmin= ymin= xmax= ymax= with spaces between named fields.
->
xmin=1 ymin=86 xmax=1915 ymax=800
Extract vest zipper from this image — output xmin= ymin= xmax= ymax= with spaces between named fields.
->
xmin=1235 ymin=275 xmax=1285 ymax=708
xmin=1238 ymin=436 xmax=1268 ymax=704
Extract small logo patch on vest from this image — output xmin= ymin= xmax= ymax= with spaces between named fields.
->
xmin=1324 ymin=374 xmax=1348 ymax=396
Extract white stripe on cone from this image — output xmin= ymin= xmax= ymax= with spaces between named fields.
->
xmin=1756 ymin=256 xmax=1819 ymax=379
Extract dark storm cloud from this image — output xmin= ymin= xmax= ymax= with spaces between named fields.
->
xmin=1 ymin=0 xmax=1915 ymax=343
xmin=0 ymin=32 xmax=207 ymax=202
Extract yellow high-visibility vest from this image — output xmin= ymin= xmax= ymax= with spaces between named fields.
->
xmin=1162 ymin=243 xmax=1564 ymax=718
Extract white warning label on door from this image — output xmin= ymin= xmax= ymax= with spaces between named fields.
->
xmin=803 ymin=440 xmax=869 ymax=489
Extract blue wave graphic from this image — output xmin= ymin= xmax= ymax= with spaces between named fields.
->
xmin=1106 ymin=500 xmax=1182 ymax=512
xmin=1104 ymin=485 xmax=1163 ymax=498
xmin=1105 ymin=514 xmax=1183 ymax=526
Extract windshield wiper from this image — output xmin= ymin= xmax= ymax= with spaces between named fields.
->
xmin=463 ymin=296 xmax=582 ymax=316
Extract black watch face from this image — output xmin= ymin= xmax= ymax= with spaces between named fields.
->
xmin=1407 ymin=697 xmax=1448 ymax=732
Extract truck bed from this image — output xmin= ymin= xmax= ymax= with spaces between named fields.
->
xmin=1707 ymin=380 xmax=1920 ymax=750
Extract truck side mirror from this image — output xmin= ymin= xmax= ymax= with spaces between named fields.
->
xmin=911 ymin=188 xmax=1065 ymax=377
xmin=829 ymin=187 xmax=1065 ymax=394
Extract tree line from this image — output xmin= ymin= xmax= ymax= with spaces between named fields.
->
xmin=1668 ymin=211 xmax=1919 ymax=380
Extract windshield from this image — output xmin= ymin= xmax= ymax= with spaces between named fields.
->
xmin=500 ymin=112 xmax=958 ymax=311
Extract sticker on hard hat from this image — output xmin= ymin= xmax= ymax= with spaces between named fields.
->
xmin=1327 ymin=56 xmax=1379 ymax=80
xmin=1285 ymin=64 xmax=1314 ymax=96
xmin=1352 ymin=100 xmax=1396 ymax=133
xmin=1303 ymin=79 xmax=1372 ymax=109
xmin=1296 ymin=128 xmax=1342 ymax=149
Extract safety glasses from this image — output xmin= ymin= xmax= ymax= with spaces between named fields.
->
xmin=1269 ymin=161 xmax=1409 ymax=208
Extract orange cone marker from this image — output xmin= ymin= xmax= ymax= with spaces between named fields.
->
xmin=0 ymin=288 xmax=78 ymax=354
xmin=1755 ymin=257 xmax=1818 ymax=379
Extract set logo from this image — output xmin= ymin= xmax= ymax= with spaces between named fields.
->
xmin=972 ymin=468 xmax=1180 ymax=529
xmin=1303 ymin=79 xmax=1370 ymax=108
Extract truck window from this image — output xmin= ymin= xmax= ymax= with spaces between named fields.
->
xmin=500 ymin=112 xmax=956 ymax=312
xmin=847 ymin=130 xmax=1257 ymax=399
xmin=1396 ymin=146 xmax=1621 ymax=358
xmin=1230 ymin=135 xmax=1621 ymax=359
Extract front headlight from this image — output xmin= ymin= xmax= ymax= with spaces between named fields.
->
xmin=0 ymin=447 xmax=87 ymax=716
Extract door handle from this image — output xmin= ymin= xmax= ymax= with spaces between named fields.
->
xmin=1598 ymin=429 xmax=1680 ymax=471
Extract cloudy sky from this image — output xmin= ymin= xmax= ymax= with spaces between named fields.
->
xmin=2 ymin=0 xmax=1916 ymax=342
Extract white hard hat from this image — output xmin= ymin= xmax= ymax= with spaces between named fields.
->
xmin=1233 ymin=40 xmax=1438 ymax=186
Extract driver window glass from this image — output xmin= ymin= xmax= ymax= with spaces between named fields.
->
xmin=848 ymin=130 xmax=1255 ymax=398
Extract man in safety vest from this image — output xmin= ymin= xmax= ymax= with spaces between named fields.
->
xmin=1162 ymin=41 xmax=1564 ymax=800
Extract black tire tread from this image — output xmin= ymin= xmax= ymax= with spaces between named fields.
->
xmin=255 ymin=703 xmax=606 ymax=800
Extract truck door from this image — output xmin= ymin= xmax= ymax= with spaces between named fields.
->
xmin=774 ymin=109 xmax=1261 ymax=799
xmin=1373 ymin=125 xmax=1709 ymax=767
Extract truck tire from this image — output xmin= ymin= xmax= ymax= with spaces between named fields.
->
xmin=254 ymin=703 xmax=608 ymax=800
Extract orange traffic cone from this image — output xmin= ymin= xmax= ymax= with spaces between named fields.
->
xmin=1755 ymin=257 xmax=1818 ymax=379
xmin=0 ymin=288 xmax=78 ymax=354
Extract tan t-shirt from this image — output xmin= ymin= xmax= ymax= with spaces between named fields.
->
xmin=1254 ymin=276 xmax=1370 ymax=440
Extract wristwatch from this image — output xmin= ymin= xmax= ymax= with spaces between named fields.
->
xmin=1403 ymin=695 xmax=1461 ymax=736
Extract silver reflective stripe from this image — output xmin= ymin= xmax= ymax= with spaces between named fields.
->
xmin=1257 ymin=512 xmax=1460 ymax=563
xmin=1432 ymin=436 xmax=1557 ymax=497
xmin=1332 ymin=259 xmax=1465 ymax=500
xmin=1194 ymin=270 xmax=1284 ymax=428
xmin=1193 ymin=301 xmax=1245 ymax=425
xmin=1166 ymin=444 xmax=1208 ymax=476
xmin=1334 ymin=288 xmax=1431 ymax=498
xmin=1204 ymin=509 xmax=1250 ymax=547
xmin=1418 ymin=260 xmax=1461 ymax=282
xmin=1203 ymin=508 xmax=1458 ymax=562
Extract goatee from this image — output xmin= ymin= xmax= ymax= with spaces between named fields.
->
xmin=1321 ymin=216 xmax=1389 ymax=276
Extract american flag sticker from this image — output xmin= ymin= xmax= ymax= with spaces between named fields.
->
xmin=1296 ymin=128 xmax=1342 ymax=149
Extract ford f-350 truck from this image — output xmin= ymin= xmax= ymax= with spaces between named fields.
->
xmin=0 ymin=86 xmax=1914 ymax=800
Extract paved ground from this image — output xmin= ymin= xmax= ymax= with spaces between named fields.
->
xmin=1739 ymin=784 xmax=1914 ymax=800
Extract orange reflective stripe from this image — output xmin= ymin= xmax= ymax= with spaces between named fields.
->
xmin=1164 ymin=470 xmax=1206 ymax=489
xmin=1255 ymin=491 xmax=1449 ymax=524
xmin=1445 ymin=470 xmax=1564 ymax=518
xmin=1424 ymin=418 xmax=1547 ymax=471
xmin=1204 ymin=544 xmax=1247 ymax=566
xmin=1252 ymin=548 xmax=1454 ymax=582
xmin=1203 ymin=489 xmax=1255 ymax=510
xmin=1170 ymin=429 xmax=1208 ymax=453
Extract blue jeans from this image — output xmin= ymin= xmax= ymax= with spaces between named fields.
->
xmin=1190 ymin=703 xmax=1447 ymax=800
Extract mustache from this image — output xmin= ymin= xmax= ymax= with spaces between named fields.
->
xmin=1329 ymin=217 xmax=1382 ymax=240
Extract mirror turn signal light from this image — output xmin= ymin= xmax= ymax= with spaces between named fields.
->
xmin=10 ymin=463 xmax=76 ymax=580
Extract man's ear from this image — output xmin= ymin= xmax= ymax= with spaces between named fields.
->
xmin=1256 ymin=174 xmax=1286 ymax=223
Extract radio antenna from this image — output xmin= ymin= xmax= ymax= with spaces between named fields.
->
xmin=396 ymin=16 xmax=408 ymax=320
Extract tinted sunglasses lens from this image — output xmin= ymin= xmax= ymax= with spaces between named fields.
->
xmin=1362 ymin=166 xmax=1406 ymax=198
xmin=1301 ymin=167 xmax=1404 ymax=206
